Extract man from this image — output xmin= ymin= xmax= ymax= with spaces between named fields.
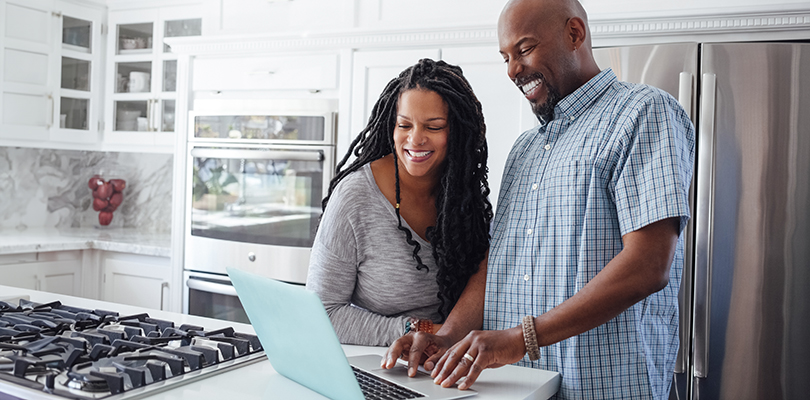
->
xmin=382 ymin=0 xmax=695 ymax=398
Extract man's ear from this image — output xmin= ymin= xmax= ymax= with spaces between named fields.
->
xmin=566 ymin=16 xmax=588 ymax=51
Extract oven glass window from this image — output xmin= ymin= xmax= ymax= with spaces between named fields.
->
xmin=187 ymin=278 xmax=250 ymax=324
xmin=194 ymin=115 xmax=325 ymax=141
xmin=191 ymin=148 xmax=324 ymax=247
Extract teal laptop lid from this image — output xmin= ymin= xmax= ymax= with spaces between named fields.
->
xmin=227 ymin=267 xmax=364 ymax=400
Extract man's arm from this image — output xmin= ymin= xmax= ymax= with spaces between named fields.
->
xmin=382 ymin=253 xmax=488 ymax=376
xmin=432 ymin=217 xmax=680 ymax=389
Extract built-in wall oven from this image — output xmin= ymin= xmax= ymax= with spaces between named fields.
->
xmin=183 ymin=99 xmax=337 ymax=323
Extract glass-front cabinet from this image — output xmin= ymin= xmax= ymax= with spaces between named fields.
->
xmin=0 ymin=0 xmax=103 ymax=145
xmin=105 ymin=6 xmax=201 ymax=151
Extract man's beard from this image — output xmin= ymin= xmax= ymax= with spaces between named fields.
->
xmin=531 ymin=81 xmax=562 ymax=124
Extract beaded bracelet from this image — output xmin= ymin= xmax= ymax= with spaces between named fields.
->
xmin=404 ymin=318 xmax=418 ymax=335
xmin=417 ymin=319 xmax=433 ymax=334
xmin=521 ymin=315 xmax=540 ymax=361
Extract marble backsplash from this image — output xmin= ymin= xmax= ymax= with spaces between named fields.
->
xmin=0 ymin=147 xmax=173 ymax=232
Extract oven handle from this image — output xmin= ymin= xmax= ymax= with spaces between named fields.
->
xmin=186 ymin=277 xmax=238 ymax=297
xmin=190 ymin=148 xmax=324 ymax=161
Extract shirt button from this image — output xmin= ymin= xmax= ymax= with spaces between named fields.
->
xmin=569 ymin=116 xmax=575 ymax=121
xmin=526 ymin=229 xmax=533 ymax=235
xmin=544 ymin=144 xmax=551 ymax=151
xmin=523 ymin=274 xmax=530 ymax=281
xmin=531 ymin=183 xmax=538 ymax=190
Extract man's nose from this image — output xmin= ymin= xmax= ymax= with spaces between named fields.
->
xmin=507 ymin=58 xmax=523 ymax=81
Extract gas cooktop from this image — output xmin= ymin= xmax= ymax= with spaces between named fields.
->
xmin=0 ymin=298 xmax=265 ymax=399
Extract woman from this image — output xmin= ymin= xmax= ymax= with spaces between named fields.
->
xmin=306 ymin=58 xmax=492 ymax=346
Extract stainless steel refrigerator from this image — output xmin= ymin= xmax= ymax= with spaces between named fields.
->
xmin=593 ymin=42 xmax=810 ymax=400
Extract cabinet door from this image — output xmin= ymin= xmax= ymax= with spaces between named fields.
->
xmin=51 ymin=1 xmax=104 ymax=144
xmin=347 ymin=49 xmax=440 ymax=157
xmin=102 ymin=252 xmax=171 ymax=311
xmin=441 ymin=46 xmax=538 ymax=210
xmin=0 ymin=251 xmax=82 ymax=296
xmin=1 ymin=0 xmax=55 ymax=141
xmin=105 ymin=5 xmax=202 ymax=152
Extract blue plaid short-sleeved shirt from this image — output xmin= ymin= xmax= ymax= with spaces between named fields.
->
xmin=484 ymin=69 xmax=695 ymax=399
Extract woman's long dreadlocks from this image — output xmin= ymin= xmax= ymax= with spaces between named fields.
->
xmin=321 ymin=58 xmax=492 ymax=321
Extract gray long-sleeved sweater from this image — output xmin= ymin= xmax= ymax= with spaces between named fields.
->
xmin=305 ymin=164 xmax=442 ymax=346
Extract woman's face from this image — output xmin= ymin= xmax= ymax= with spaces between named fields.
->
xmin=394 ymin=88 xmax=449 ymax=181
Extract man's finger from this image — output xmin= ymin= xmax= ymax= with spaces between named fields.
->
xmin=458 ymin=357 xmax=485 ymax=390
xmin=439 ymin=348 xmax=476 ymax=388
xmin=433 ymin=344 xmax=468 ymax=384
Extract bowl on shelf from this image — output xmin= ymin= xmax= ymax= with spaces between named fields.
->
xmin=121 ymin=37 xmax=138 ymax=50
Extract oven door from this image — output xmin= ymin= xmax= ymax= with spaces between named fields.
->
xmin=185 ymin=145 xmax=334 ymax=283
xmin=184 ymin=271 xmax=250 ymax=324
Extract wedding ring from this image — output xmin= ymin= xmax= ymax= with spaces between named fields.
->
xmin=463 ymin=353 xmax=475 ymax=363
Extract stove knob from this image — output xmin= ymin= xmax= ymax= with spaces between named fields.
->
xmin=248 ymin=252 xmax=256 ymax=262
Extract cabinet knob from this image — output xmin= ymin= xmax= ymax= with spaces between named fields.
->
xmin=247 ymin=252 xmax=256 ymax=262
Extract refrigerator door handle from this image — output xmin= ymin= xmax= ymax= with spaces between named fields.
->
xmin=678 ymin=72 xmax=694 ymax=119
xmin=693 ymin=73 xmax=717 ymax=379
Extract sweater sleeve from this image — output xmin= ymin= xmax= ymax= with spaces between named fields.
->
xmin=305 ymin=176 xmax=410 ymax=346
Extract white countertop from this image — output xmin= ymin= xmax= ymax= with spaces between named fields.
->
xmin=0 ymin=227 xmax=171 ymax=257
xmin=0 ymin=285 xmax=560 ymax=400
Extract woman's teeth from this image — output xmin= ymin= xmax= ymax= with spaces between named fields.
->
xmin=407 ymin=150 xmax=432 ymax=158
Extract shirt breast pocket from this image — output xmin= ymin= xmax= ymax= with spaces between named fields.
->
xmin=541 ymin=158 xmax=592 ymax=226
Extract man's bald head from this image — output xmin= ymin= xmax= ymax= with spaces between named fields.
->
xmin=497 ymin=0 xmax=601 ymax=121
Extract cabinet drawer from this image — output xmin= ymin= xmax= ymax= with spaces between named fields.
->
xmin=193 ymin=54 xmax=338 ymax=91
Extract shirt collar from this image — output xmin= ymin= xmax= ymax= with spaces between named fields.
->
xmin=540 ymin=68 xmax=617 ymax=126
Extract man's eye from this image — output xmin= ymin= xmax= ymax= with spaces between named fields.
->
xmin=520 ymin=46 xmax=534 ymax=55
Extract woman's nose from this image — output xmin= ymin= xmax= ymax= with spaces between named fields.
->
xmin=409 ymin=127 xmax=426 ymax=145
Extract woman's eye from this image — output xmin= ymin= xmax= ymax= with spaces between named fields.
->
xmin=397 ymin=124 xmax=411 ymax=129
xmin=428 ymin=126 xmax=445 ymax=131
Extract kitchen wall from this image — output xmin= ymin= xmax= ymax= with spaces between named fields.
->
xmin=0 ymin=147 xmax=172 ymax=232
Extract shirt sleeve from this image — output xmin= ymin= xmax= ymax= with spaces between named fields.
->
xmin=305 ymin=176 xmax=410 ymax=346
xmin=610 ymin=89 xmax=696 ymax=236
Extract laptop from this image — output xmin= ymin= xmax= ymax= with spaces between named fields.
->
xmin=227 ymin=267 xmax=477 ymax=400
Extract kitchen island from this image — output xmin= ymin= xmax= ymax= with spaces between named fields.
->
xmin=0 ymin=285 xmax=560 ymax=400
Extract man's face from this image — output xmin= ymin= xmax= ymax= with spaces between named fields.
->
xmin=498 ymin=4 xmax=576 ymax=122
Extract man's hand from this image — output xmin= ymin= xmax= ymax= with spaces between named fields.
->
xmin=382 ymin=331 xmax=454 ymax=377
xmin=431 ymin=326 xmax=525 ymax=390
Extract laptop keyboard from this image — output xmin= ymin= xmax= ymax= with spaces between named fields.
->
xmin=352 ymin=366 xmax=424 ymax=399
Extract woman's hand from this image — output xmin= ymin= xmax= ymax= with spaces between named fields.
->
xmin=382 ymin=331 xmax=454 ymax=377
xmin=431 ymin=326 xmax=526 ymax=390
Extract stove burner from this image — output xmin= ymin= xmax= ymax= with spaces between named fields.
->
xmin=65 ymin=369 xmax=109 ymax=392
xmin=0 ymin=299 xmax=264 ymax=399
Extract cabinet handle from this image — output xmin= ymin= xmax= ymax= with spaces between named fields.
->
xmin=34 ymin=274 xmax=41 ymax=291
xmin=249 ymin=70 xmax=276 ymax=75
xmin=160 ymin=282 xmax=169 ymax=310
xmin=151 ymin=99 xmax=160 ymax=132
xmin=46 ymin=94 xmax=54 ymax=128
xmin=145 ymin=99 xmax=153 ymax=132
xmin=51 ymin=11 xmax=62 ymax=18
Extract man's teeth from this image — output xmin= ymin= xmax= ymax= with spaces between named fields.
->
xmin=521 ymin=78 xmax=542 ymax=95
xmin=408 ymin=150 xmax=431 ymax=157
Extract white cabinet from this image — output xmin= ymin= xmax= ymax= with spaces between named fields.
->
xmin=101 ymin=251 xmax=171 ymax=311
xmin=0 ymin=0 xmax=104 ymax=146
xmin=0 ymin=251 xmax=82 ymax=296
xmin=193 ymin=53 xmax=339 ymax=92
xmin=105 ymin=4 xmax=202 ymax=152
